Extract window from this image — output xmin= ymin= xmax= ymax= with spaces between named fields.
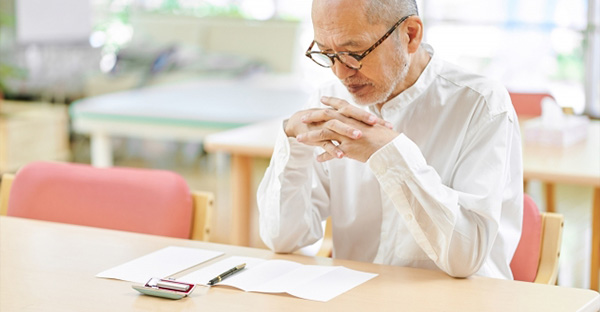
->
xmin=421 ymin=0 xmax=598 ymax=116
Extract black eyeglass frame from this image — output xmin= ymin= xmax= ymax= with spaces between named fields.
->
xmin=305 ymin=15 xmax=413 ymax=70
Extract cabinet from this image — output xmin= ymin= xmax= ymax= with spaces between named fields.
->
xmin=0 ymin=100 xmax=70 ymax=172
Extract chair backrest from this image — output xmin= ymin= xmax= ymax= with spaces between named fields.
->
xmin=510 ymin=194 xmax=564 ymax=284
xmin=0 ymin=161 xmax=212 ymax=240
xmin=0 ymin=173 xmax=14 ymax=216
xmin=511 ymin=194 xmax=543 ymax=282
xmin=190 ymin=190 xmax=213 ymax=241
xmin=508 ymin=92 xmax=554 ymax=117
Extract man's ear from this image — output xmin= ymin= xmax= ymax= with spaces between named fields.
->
xmin=403 ymin=16 xmax=423 ymax=53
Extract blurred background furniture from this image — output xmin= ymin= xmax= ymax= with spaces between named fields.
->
xmin=1 ymin=6 xmax=303 ymax=102
xmin=509 ymin=92 xmax=556 ymax=212
xmin=509 ymin=92 xmax=554 ymax=117
xmin=71 ymin=75 xmax=310 ymax=168
xmin=521 ymin=119 xmax=600 ymax=290
xmin=511 ymin=194 xmax=564 ymax=284
xmin=0 ymin=161 xmax=212 ymax=240
xmin=129 ymin=15 xmax=301 ymax=73
xmin=204 ymin=118 xmax=284 ymax=245
xmin=0 ymin=101 xmax=70 ymax=173
xmin=83 ymin=16 xmax=302 ymax=97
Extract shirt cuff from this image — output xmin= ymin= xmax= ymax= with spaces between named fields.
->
xmin=273 ymin=121 xmax=315 ymax=169
xmin=367 ymin=133 xmax=428 ymax=179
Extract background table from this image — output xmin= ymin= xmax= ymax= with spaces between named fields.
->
xmin=2 ymin=216 xmax=599 ymax=312
xmin=70 ymin=75 xmax=310 ymax=167
xmin=204 ymin=119 xmax=282 ymax=245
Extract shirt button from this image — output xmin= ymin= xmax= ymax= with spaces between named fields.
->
xmin=404 ymin=214 xmax=413 ymax=222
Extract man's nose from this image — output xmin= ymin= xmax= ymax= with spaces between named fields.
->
xmin=331 ymin=61 xmax=357 ymax=80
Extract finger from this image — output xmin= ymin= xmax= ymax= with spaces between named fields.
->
xmin=316 ymin=141 xmax=344 ymax=159
xmin=296 ymin=132 xmax=345 ymax=159
xmin=298 ymin=127 xmax=348 ymax=145
xmin=316 ymin=151 xmax=337 ymax=162
xmin=325 ymin=119 xmax=362 ymax=139
xmin=301 ymin=108 xmax=337 ymax=124
xmin=321 ymin=96 xmax=375 ymax=125
xmin=321 ymin=96 xmax=393 ymax=129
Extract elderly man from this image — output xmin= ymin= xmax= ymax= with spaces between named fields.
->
xmin=257 ymin=0 xmax=523 ymax=279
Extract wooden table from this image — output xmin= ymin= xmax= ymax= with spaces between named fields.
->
xmin=205 ymin=118 xmax=600 ymax=291
xmin=1 ymin=216 xmax=599 ymax=312
xmin=522 ymin=120 xmax=600 ymax=291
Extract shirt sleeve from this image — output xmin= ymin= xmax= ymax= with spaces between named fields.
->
xmin=367 ymin=106 xmax=522 ymax=278
xmin=257 ymin=118 xmax=331 ymax=253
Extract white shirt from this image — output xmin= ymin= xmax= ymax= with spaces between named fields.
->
xmin=257 ymin=44 xmax=523 ymax=279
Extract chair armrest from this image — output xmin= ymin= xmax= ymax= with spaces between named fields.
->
xmin=0 ymin=173 xmax=15 ymax=216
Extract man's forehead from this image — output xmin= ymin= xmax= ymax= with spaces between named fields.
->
xmin=311 ymin=0 xmax=378 ymax=47
xmin=313 ymin=19 xmax=375 ymax=47
xmin=312 ymin=18 xmax=381 ymax=49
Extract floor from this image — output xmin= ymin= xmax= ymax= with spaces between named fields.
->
xmin=75 ymin=137 xmax=594 ymax=289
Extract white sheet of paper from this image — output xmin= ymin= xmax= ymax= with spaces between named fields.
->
xmin=180 ymin=256 xmax=378 ymax=302
xmin=227 ymin=259 xmax=303 ymax=292
xmin=96 ymin=246 xmax=223 ymax=283
xmin=287 ymin=266 xmax=378 ymax=302
xmin=251 ymin=264 xmax=337 ymax=293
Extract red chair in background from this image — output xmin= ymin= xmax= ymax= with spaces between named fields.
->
xmin=0 ymin=161 xmax=212 ymax=241
xmin=509 ymin=92 xmax=555 ymax=117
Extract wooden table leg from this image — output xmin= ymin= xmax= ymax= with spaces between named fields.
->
xmin=230 ymin=155 xmax=252 ymax=246
xmin=591 ymin=187 xmax=600 ymax=291
xmin=544 ymin=183 xmax=556 ymax=213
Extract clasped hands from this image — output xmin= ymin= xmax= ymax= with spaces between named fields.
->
xmin=284 ymin=96 xmax=398 ymax=162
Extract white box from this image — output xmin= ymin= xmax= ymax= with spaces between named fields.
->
xmin=523 ymin=115 xmax=590 ymax=146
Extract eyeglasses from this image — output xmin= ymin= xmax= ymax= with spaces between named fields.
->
xmin=305 ymin=15 xmax=412 ymax=70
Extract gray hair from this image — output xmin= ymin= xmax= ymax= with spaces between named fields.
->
xmin=365 ymin=0 xmax=419 ymax=25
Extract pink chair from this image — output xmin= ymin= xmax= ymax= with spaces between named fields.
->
xmin=508 ymin=92 xmax=554 ymax=117
xmin=510 ymin=194 xmax=564 ymax=284
xmin=0 ymin=161 xmax=212 ymax=240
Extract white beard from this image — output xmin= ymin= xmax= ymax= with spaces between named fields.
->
xmin=350 ymin=48 xmax=410 ymax=107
